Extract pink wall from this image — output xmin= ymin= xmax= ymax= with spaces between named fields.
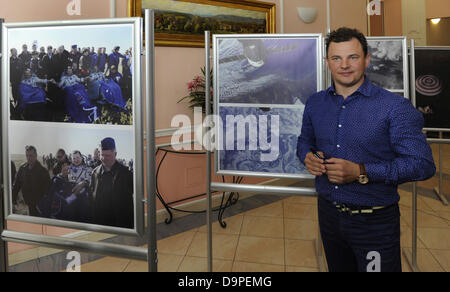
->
xmin=426 ymin=0 xmax=450 ymax=19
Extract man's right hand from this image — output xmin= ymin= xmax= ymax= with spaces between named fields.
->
xmin=305 ymin=152 xmax=327 ymax=176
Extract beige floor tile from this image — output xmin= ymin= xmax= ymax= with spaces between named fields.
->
xmin=401 ymin=209 xmax=449 ymax=229
xmin=186 ymin=232 xmax=239 ymax=260
xmin=285 ymin=239 xmax=318 ymax=269
xmin=232 ymin=261 xmax=285 ymax=272
xmin=398 ymin=191 xmax=435 ymax=212
xmin=436 ymin=211 xmax=450 ymax=225
xmin=401 ymin=250 xmax=412 ymax=272
xmin=123 ymin=260 xmax=148 ymax=272
xmin=284 ymin=219 xmax=318 ymax=241
xmin=418 ymin=227 xmax=450 ymax=250
xmin=400 ymin=225 xmax=425 ymax=248
xmin=420 ymin=195 xmax=450 ymax=213
xmin=240 ymin=216 xmax=284 ymax=238
xmin=177 ymin=256 xmax=232 ymax=272
xmin=79 ymin=257 xmax=130 ymax=272
xmin=235 ymin=236 xmax=285 ymax=266
xmin=285 ymin=266 xmax=319 ymax=272
xmin=402 ymin=248 xmax=445 ymax=272
xmin=197 ymin=215 xmax=243 ymax=235
xmin=157 ymin=231 xmax=196 ymax=256
xmin=244 ymin=201 xmax=284 ymax=218
xmin=283 ymin=196 xmax=318 ymax=206
xmin=429 ymin=249 xmax=450 ymax=272
xmin=284 ymin=203 xmax=318 ymax=221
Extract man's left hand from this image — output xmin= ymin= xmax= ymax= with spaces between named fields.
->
xmin=325 ymin=158 xmax=360 ymax=184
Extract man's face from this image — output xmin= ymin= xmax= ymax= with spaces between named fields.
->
xmin=326 ymin=38 xmax=370 ymax=89
xmin=47 ymin=47 xmax=53 ymax=54
xmin=11 ymin=49 xmax=17 ymax=57
xmin=26 ymin=150 xmax=37 ymax=166
xmin=56 ymin=151 xmax=65 ymax=162
xmin=101 ymin=149 xmax=117 ymax=169
xmin=22 ymin=45 xmax=28 ymax=52
xmin=94 ymin=149 xmax=100 ymax=160
xmin=24 ymin=70 xmax=32 ymax=79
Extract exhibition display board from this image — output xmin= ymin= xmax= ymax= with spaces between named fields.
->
xmin=213 ymin=34 xmax=323 ymax=179
xmin=366 ymin=37 xmax=409 ymax=98
xmin=414 ymin=47 xmax=450 ymax=131
xmin=2 ymin=18 xmax=145 ymax=237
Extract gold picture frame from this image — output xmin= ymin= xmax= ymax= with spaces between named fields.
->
xmin=128 ymin=0 xmax=276 ymax=47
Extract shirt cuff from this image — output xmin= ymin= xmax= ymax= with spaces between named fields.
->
xmin=365 ymin=163 xmax=387 ymax=183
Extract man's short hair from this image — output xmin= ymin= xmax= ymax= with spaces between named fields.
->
xmin=326 ymin=27 xmax=368 ymax=57
xmin=25 ymin=145 xmax=37 ymax=155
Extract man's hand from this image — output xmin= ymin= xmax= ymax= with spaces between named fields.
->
xmin=305 ymin=152 xmax=327 ymax=176
xmin=325 ymin=158 xmax=360 ymax=184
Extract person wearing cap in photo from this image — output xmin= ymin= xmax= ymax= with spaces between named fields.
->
xmin=89 ymin=137 xmax=134 ymax=228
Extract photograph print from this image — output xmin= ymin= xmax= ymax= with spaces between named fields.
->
xmin=415 ymin=47 xmax=450 ymax=130
xmin=216 ymin=37 xmax=319 ymax=105
xmin=366 ymin=38 xmax=406 ymax=93
xmin=8 ymin=121 xmax=138 ymax=232
xmin=218 ymin=106 xmax=311 ymax=177
xmin=214 ymin=35 xmax=322 ymax=178
xmin=7 ymin=22 xmax=135 ymax=125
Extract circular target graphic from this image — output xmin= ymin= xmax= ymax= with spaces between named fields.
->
xmin=416 ymin=75 xmax=442 ymax=96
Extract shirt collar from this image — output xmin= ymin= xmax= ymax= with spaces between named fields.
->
xmin=327 ymin=75 xmax=373 ymax=98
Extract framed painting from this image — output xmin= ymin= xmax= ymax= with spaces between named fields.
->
xmin=128 ymin=0 xmax=276 ymax=47
xmin=213 ymin=34 xmax=323 ymax=179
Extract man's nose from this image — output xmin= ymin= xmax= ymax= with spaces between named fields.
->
xmin=340 ymin=58 xmax=350 ymax=69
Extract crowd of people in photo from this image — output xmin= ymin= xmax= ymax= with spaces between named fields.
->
xmin=11 ymin=138 xmax=135 ymax=228
xmin=10 ymin=43 xmax=133 ymax=123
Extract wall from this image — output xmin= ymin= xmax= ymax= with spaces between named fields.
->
xmin=384 ymin=0 xmax=403 ymax=36
xmin=427 ymin=17 xmax=450 ymax=46
xmin=426 ymin=0 xmax=450 ymax=19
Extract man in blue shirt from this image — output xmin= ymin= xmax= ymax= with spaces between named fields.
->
xmin=297 ymin=28 xmax=435 ymax=272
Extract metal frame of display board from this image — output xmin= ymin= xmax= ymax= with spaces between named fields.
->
xmin=204 ymin=32 xmax=323 ymax=272
xmin=0 ymin=18 xmax=7 ymax=273
xmin=366 ymin=36 xmax=410 ymax=99
xmin=1 ymin=17 xmax=144 ymax=237
xmin=416 ymin=46 xmax=450 ymax=206
xmin=213 ymin=33 xmax=323 ymax=180
xmin=0 ymin=10 xmax=157 ymax=273
xmin=402 ymin=39 xmax=421 ymax=272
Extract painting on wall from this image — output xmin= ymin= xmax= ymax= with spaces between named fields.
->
xmin=214 ymin=35 xmax=323 ymax=179
xmin=415 ymin=47 xmax=450 ymax=130
xmin=128 ymin=0 xmax=276 ymax=47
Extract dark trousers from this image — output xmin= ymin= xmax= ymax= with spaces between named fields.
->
xmin=318 ymin=196 xmax=402 ymax=272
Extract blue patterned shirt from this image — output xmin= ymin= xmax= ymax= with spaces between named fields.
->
xmin=297 ymin=77 xmax=436 ymax=206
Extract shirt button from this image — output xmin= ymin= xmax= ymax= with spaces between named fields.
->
xmin=337 ymin=145 xmax=341 ymax=148
xmin=339 ymin=124 xmax=342 ymax=128
xmin=342 ymin=106 xmax=346 ymax=109
xmin=335 ymin=186 xmax=339 ymax=190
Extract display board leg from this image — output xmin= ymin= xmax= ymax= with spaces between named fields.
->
xmin=145 ymin=9 xmax=158 ymax=272
xmin=0 ymin=18 xmax=8 ymax=273
xmin=205 ymin=31 xmax=213 ymax=273
xmin=403 ymin=182 xmax=421 ymax=272
xmin=433 ymin=133 xmax=449 ymax=206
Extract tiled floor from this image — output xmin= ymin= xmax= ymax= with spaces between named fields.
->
xmin=74 ymin=188 xmax=449 ymax=272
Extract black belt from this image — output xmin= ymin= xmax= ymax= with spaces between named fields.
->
xmin=334 ymin=203 xmax=390 ymax=215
